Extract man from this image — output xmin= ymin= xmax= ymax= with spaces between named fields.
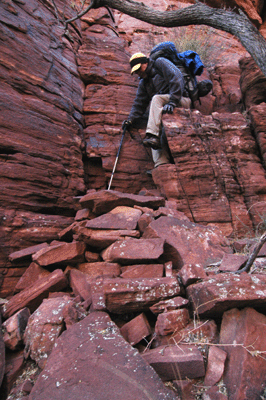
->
xmin=123 ymin=52 xmax=191 ymax=167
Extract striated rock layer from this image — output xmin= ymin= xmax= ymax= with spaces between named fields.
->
xmin=1 ymin=0 xmax=266 ymax=295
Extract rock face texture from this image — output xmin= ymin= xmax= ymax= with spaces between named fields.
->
xmin=1 ymin=0 xmax=266 ymax=296
xmin=0 ymin=191 xmax=266 ymax=400
xmin=1 ymin=1 xmax=266 ymax=397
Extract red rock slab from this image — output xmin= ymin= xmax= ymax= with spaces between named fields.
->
xmin=73 ymin=225 xmax=140 ymax=249
xmin=0 ymin=314 xmax=5 ymax=388
xmin=137 ymin=212 xmax=154 ymax=234
xmin=14 ymin=262 xmax=50 ymax=293
xmin=3 ymin=308 xmax=30 ymax=350
xmin=120 ymin=313 xmax=152 ymax=346
xmin=220 ymin=307 xmax=266 ymax=400
xmin=68 ymin=269 xmax=92 ymax=302
xmin=9 ymin=242 xmax=49 ymax=263
xmin=218 ymin=253 xmax=248 ymax=272
xmin=24 ymin=297 xmax=73 ymax=368
xmin=143 ymin=216 xmax=228 ymax=269
xmin=155 ymin=309 xmax=190 ymax=336
xmin=28 ymin=312 xmax=177 ymax=400
xmin=79 ymin=189 xmax=165 ymax=215
xmin=85 ymin=206 xmax=142 ymax=230
xmin=178 ymin=263 xmax=208 ymax=286
xmin=204 ymin=346 xmax=227 ymax=387
xmin=32 ymin=241 xmax=86 ymax=267
xmin=84 ymin=249 xmax=101 ymax=262
xmin=120 ymin=264 xmax=164 ymax=279
xmin=152 ymin=320 xmax=218 ymax=349
xmin=150 ymin=296 xmax=189 ymax=315
xmin=186 ymin=273 xmax=266 ymax=317
xmin=101 ymin=238 xmax=165 ymax=264
xmin=141 ymin=344 xmax=205 ymax=381
xmin=172 ymin=379 xmax=197 ymax=400
xmin=2 ymin=269 xmax=69 ymax=319
xmin=202 ymin=386 xmax=228 ymax=400
xmin=91 ymin=277 xmax=181 ymax=314
xmin=1 ymin=351 xmax=25 ymax=398
xmin=78 ymin=262 xmax=120 ymax=278
xmin=74 ymin=208 xmax=94 ymax=221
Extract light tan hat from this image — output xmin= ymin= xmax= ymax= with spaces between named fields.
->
xmin=129 ymin=52 xmax=148 ymax=74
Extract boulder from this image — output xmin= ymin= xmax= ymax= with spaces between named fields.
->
xmin=101 ymin=238 xmax=165 ymax=264
xmin=152 ymin=319 xmax=218 ymax=349
xmin=24 ymin=297 xmax=73 ymax=368
xmin=9 ymin=243 xmax=49 ymax=264
xmin=84 ymin=206 xmax=142 ymax=230
xmin=14 ymin=262 xmax=50 ymax=293
xmin=68 ymin=269 xmax=92 ymax=301
xmin=204 ymin=346 xmax=227 ymax=387
xmin=141 ymin=344 xmax=205 ymax=381
xmin=202 ymin=386 xmax=228 ymax=400
xmin=178 ymin=263 xmax=208 ymax=286
xmin=2 ymin=308 xmax=30 ymax=350
xmin=143 ymin=216 xmax=228 ymax=268
xmin=187 ymin=273 xmax=266 ymax=317
xmin=218 ymin=253 xmax=248 ymax=272
xmin=120 ymin=313 xmax=152 ymax=345
xmin=73 ymin=224 xmax=140 ymax=249
xmin=79 ymin=190 xmax=165 ymax=215
xmin=2 ymin=269 xmax=69 ymax=319
xmin=220 ymin=307 xmax=266 ymax=400
xmin=28 ymin=312 xmax=177 ymax=400
xmin=32 ymin=241 xmax=86 ymax=267
xmin=91 ymin=277 xmax=181 ymax=313
xmin=155 ymin=309 xmax=190 ymax=336
xmin=1 ymin=350 xmax=25 ymax=399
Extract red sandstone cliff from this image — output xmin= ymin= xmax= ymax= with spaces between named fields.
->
xmin=1 ymin=0 xmax=266 ymax=297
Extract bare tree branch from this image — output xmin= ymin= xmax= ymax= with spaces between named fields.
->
xmin=64 ymin=0 xmax=97 ymax=26
xmin=237 ymin=231 xmax=266 ymax=274
xmin=90 ymin=0 xmax=266 ymax=76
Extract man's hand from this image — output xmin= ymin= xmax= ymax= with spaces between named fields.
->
xmin=162 ymin=103 xmax=175 ymax=114
xmin=122 ymin=119 xmax=132 ymax=130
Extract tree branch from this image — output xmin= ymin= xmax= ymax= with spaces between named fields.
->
xmin=237 ymin=231 xmax=266 ymax=274
xmin=91 ymin=0 xmax=266 ymax=76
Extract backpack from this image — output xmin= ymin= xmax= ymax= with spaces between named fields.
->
xmin=149 ymin=41 xmax=212 ymax=107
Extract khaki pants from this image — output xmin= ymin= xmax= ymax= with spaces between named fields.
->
xmin=147 ymin=94 xmax=191 ymax=167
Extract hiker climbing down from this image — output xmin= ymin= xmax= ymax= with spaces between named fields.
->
xmin=123 ymin=53 xmax=191 ymax=148
xmin=122 ymin=42 xmax=212 ymax=169
xmin=122 ymin=51 xmax=191 ymax=167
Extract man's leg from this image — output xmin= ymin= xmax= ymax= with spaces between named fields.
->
xmin=151 ymin=128 xmax=172 ymax=167
xmin=143 ymin=95 xmax=191 ymax=149
xmin=146 ymin=94 xmax=170 ymax=137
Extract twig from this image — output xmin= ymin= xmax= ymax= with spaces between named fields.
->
xmin=237 ymin=231 xmax=266 ymax=273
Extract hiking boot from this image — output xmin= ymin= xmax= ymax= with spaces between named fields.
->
xmin=143 ymin=133 xmax=161 ymax=150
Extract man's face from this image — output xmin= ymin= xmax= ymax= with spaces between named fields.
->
xmin=135 ymin=63 xmax=148 ymax=79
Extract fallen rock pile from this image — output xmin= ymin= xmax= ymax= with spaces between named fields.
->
xmin=1 ymin=190 xmax=266 ymax=400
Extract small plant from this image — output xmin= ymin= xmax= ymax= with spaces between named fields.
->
xmin=166 ymin=25 xmax=233 ymax=70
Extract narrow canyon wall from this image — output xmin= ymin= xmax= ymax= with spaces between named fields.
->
xmin=0 ymin=0 xmax=85 ymax=294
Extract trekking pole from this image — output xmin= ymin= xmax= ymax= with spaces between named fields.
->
xmin=107 ymin=126 xmax=127 ymax=190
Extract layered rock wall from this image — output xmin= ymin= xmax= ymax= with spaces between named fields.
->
xmin=1 ymin=0 xmax=266 ymax=295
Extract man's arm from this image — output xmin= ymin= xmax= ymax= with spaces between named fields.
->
xmin=128 ymin=79 xmax=150 ymax=121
